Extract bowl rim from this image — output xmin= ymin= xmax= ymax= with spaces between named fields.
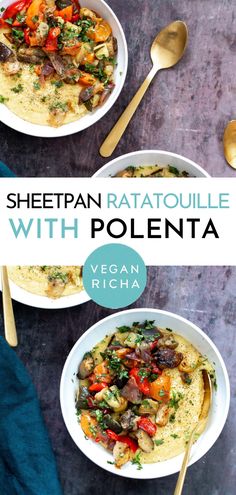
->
xmin=93 ymin=149 xmax=210 ymax=177
xmin=60 ymin=307 xmax=230 ymax=479
xmin=0 ymin=276 xmax=90 ymax=309
xmin=0 ymin=0 xmax=128 ymax=138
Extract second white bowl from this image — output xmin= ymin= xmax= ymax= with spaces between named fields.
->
xmin=93 ymin=150 xmax=210 ymax=177
xmin=60 ymin=308 xmax=230 ymax=479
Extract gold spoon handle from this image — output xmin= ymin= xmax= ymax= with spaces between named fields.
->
xmin=1 ymin=266 xmax=18 ymax=347
xmin=173 ymin=427 xmax=197 ymax=495
xmin=100 ymin=66 xmax=158 ymax=157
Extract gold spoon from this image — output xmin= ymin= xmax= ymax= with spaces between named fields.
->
xmin=223 ymin=120 xmax=236 ymax=168
xmin=99 ymin=20 xmax=188 ymax=158
xmin=174 ymin=370 xmax=212 ymax=495
xmin=1 ymin=266 xmax=18 ymax=347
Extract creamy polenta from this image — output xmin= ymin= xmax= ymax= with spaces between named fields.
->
xmin=8 ymin=265 xmax=83 ymax=298
xmin=0 ymin=2 xmax=117 ymax=127
xmin=76 ymin=320 xmax=213 ymax=469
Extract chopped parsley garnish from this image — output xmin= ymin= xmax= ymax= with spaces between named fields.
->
xmin=5 ymin=17 xmax=13 ymax=25
xmin=209 ymin=370 xmax=217 ymax=390
xmin=84 ymin=62 xmax=108 ymax=83
xmin=11 ymin=84 xmax=23 ymax=94
xmin=16 ymin=13 xmax=25 ymax=22
xmin=169 ymin=392 xmax=184 ymax=410
xmin=169 ymin=413 xmax=176 ymax=423
xmin=49 ymin=101 xmax=68 ymax=113
xmin=138 ymin=368 xmax=149 ymax=382
xmin=33 ymin=81 xmax=41 ymax=91
xmin=143 ymin=320 xmax=155 ymax=330
xmin=171 ymin=434 xmax=179 ymax=439
xmin=89 ymin=425 xmax=97 ymax=437
xmin=154 ymin=439 xmax=164 ymax=446
xmin=116 ymin=325 xmax=130 ymax=333
xmin=135 ymin=333 xmax=144 ymax=344
xmin=131 ymin=451 xmax=143 ymax=470
xmin=107 ymin=461 xmax=115 ymax=465
xmin=102 ymin=349 xmax=128 ymax=380
xmin=51 ymin=80 xmax=64 ymax=88
xmin=0 ymin=95 xmax=8 ymax=103
xmin=77 ymin=18 xmax=94 ymax=42
xmin=47 ymin=270 xmax=68 ymax=283
xmin=149 ymin=373 xmax=158 ymax=382
xmin=12 ymin=28 xmax=24 ymax=40
xmin=94 ymin=409 xmax=107 ymax=430
xmin=168 ymin=165 xmax=180 ymax=176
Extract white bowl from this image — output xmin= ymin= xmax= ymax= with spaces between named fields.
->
xmin=0 ymin=277 xmax=90 ymax=309
xmin=93 ymin=150 xmax=210 ymax=177
xmin=0 ymin=0 xmax=128 ymax=137
xmin=60 ymin=308 xmax=230 ymax=479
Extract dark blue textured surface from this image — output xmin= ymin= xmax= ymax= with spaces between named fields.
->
xmin=0 ymin=337 xmax=62 ymax=495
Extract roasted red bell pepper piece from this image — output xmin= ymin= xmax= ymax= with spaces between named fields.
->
xmin=71 ymin=13 xmax=79 ymax=23
xmin=151 ymin=365 xmax=162 ymax=375
xmin=129 ymin=368 xmax=150 ymax=395
xmin=89 ymin=382 xmax=107 ymax=392
xmin=106 ymin=430 xmax=138 ymax=452
xmin=45 ymin=26 xmax=61 ymax=52
xmin=137 ymin=417 xmax=157 ymax=437
xmin=2 ymin=0 xmax=32 ymax=20
xmin=106 ymin=429 xmax=119 ymax=441
xmin=150 ymin=339 xmax=160 ymax=351
xmin=0 ymin=18 xmax=8 ymax=28
xmin=24 ymin=27 xmax=30 ymax=44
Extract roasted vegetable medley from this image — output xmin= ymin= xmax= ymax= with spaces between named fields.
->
xmin=76 ymin=321 xmax=212 ymax=469
xmin=115 ymin=165 xmax=189 ymax=178
xmin=0 ymin=1 xmax=117 ymax=126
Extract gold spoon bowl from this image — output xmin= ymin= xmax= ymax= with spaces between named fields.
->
xmin=174 ymin=370 xmax=212 ymax=495
xmin=223 ymin=120 xmax=236 ymax=169
xmin=100 ymin=20 xmax=188 ymax=158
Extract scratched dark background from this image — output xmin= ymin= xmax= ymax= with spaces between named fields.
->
xmin=0 ymin=0 xmax=236 ymax=494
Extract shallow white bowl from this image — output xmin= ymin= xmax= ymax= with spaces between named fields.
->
xmin=93 ymin=150 xmax=210 ymax=177
xmin=60 ymin=308 xmax=230 ymax=479
xmin=0 ymin=0 xmax=128 ymax=137
xmin=0 ymin=277 xmax=90 ymax=309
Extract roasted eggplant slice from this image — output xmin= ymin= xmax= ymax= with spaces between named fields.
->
xmin=155 ymin=403 xmax=169 ymax=426
xmin=0 ymin=42 xmax=13 ymax=62
xmin=136 ymin=429 xmax=154 ymax=453
xmin=103 ymin=414 xmax=122 ymax=434
xmin=154 ymin=348 xmax=183 ymax=369
xmin=78 ymin=352 xmax=94 ymax=379
xmin=76 ymin=386 xmax=90 ymax=409
xmin=56 ymin=0 xmax=72 ymax=8
xmin=121 ymin=377 xmax=142 ymax=404
xmin=120 ymin=409 xmax=138 ymax=431
xmin=17 ymin=46 xmax=45 ymax=64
